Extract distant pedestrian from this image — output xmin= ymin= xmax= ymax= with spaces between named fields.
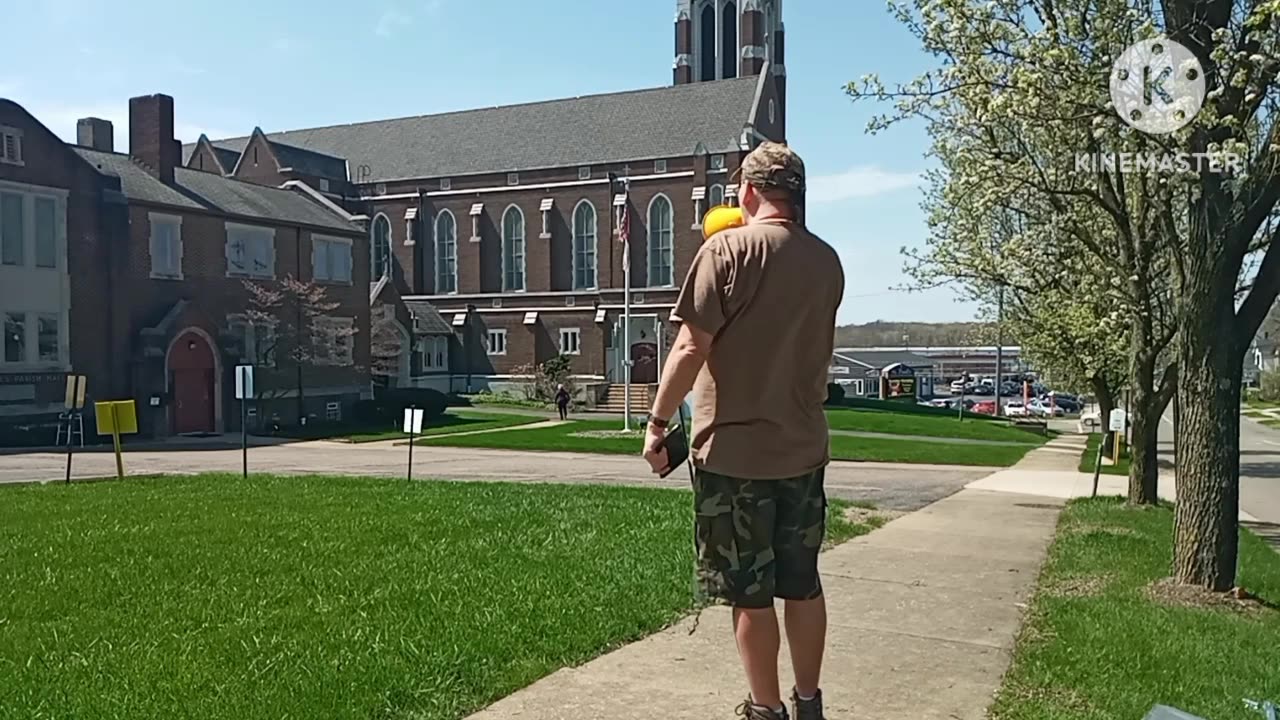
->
xmin=643 ymin=142 xmax=843 ymax=720
xmin=554 ymin=384 xmax=571 ymax=421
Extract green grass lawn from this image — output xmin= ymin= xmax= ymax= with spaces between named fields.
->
xmin=419 ymin=420 xmax=1035 ymax=467
xmin=1245 ymin=398 xmax=1280 ymax=410
xmin=1263 ymin=418 xmax=1280 ymax=430
xmin=1078 ymin=433 xmax=1131 ymax=476
xmin=275 ymin=410 xmax=543 ymax=443
xmin=824 ymin=407 xmax=1048 ymax=444
xmin=0 ymin=474 xmax=874 ymax=720
xmin=991 ymin=498 xmax=1280 ymax=720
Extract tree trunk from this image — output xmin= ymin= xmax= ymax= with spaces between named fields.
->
xmin=1128 ymin=354 xmax=1159 ymax=505
xmin=1090 ymin=374 xmax=1116 ymax=453
xmin=1173 ymin=258 xmax=1242 ymax=590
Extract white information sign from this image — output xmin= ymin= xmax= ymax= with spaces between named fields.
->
xmin=235 ymin=365 xmax=254 ymax=400
xmin=402 ymin=407 xmax=425 ymax=435
xmin=1109 ymin=409 xmax=1127 ymax=433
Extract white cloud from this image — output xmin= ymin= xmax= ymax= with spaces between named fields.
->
xmin=375 ymin=7 xmax=413 ymax=36
xmin=807 ymin=166 xmax=921 ymax=204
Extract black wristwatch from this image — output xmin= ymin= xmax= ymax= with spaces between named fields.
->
xmin=648 ymin=415 xmax=669 ymax=430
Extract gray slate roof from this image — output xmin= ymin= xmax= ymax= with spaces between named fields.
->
xmin=270 ymin=141 xmax=347 ymax=180
xmin=834 ymin=350 xmax=937 ymax=370
xmin=211 ymin=145 xmax=241 ymax=173
xmin=403 ymin=301 xmax=452 ymax=335
xmin=183 ymin=77 xmax=761 ymax=183
xmin=74 ymin=148 xmax=362 ymax=233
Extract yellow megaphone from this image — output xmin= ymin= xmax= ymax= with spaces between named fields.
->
xmin=702 ymin=205 xmax=744 ymax=240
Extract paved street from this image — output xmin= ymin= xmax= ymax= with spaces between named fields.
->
xmin=0 ymin=441 xmax=994 ymax=512
xmin=1157 ymin=412 xmax=1280 ymax=526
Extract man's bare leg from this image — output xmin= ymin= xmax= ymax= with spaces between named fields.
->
xmin=733 ymin=606 xmax=783 ymax=709
xmin=784 ymin=595 xmax=827 ymax=698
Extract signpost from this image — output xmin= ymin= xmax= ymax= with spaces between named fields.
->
xmin=403 ymin=406 xmax=424 ymax=481
xmin=235 ymin=365 xmax=254 ymax=479
xmin=94 ymin=400 xmax=138 ymax=481
xmin=63 ymin=374 xmax=86 ymax=484
xmin=1109 ymin=409 xmax=1128 ymax=465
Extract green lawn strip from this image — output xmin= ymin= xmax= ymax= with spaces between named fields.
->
xmin=420 ymin=420 xmax=1032 ymax=467
xmin=274 ymin=410 xmax=543 ymax=443
xmin=824 ymin=408 xmax=1048 ymax=444
xmin=1245 ymin=399 xmax=1280 ymax=410
xmin=990 ymin=498 xmax=1280 ymax=720
xmin=0 ymin=474 xmax=875 ymax=719
xmin=1262 ymin=418 xmax=1280 ymax=430
xmin=1078 ymin=433 xmax=1131 ymax=476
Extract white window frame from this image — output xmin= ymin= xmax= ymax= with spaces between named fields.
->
xmin=440 ymin=178 xmax=452 ymax=191
xmin=501 ymin=205 xmax=526 ymax=292
xmin=708 ymin=184 xmax=726 ymax=207
xmin=3 ymin=311 xmax=27 ymax=364
xmin=578 ymin=167 xmax=591 ymax=181
xmin=572 ymin=199 xmax=598 ymax=290
xmin=647 ymin=194 xmax=675 ymax=288
xmin=0 ymin=126 xmax=24 ymax=167
xmin=507 ymin=172 xmax=520 ymax=186
xmin=691 ymin=186 xmax=707 ymax=229
xmin=315 ymin=316 xmax=355 ymax=366
xmin=149 ymin=212 xmax=184 ymax=280
xmin=559 ymin=327 xmax=582 ymax=356
xmin=469 ymin=203 xmax=484 ymax=243
xmin=654 ymin=159 xmax=668 ymax=174
xmin=711 ymin=154 xmax=726 ymax=171
xmin=226 ymin=313 xmax=278 ymax=368
xmin=35 ymin=313 xmax=60 ymax=364
xmin=486 ymin=328 xmax=507 ymax=356
xmin=371 ymin=213 xmax=393 ymax=279
xmin=225 ymin=222 xmax=277 ymax=278
xmin=318 ymin=178 xmax=331 ymax=193
xmin=312 ymin=234 xmax=353 ymax=284
xmin=33 ymin=196 xmax=58 ymax=269
xmin=539 ymin=198 xmax=554 ymax=239
xmin=435 ymin=210 xmax=458 ymax=294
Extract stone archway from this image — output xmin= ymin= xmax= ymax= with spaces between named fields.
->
xmin=167 ymin=329 xmax=219 ymax=434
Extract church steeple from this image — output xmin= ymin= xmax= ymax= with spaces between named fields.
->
xmin=673 ymin=0 xmax=784 ymax=86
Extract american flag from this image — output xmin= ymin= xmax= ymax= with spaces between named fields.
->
xmin=617 ymin=181 xmax=631 ymax=273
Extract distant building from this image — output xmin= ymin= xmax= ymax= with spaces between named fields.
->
xmin=830 ymin=349 xmax=937 ymax=398
xmin=1246 ymin=302 xmax=1279 ymax=385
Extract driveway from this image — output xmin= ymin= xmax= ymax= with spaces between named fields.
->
xmin=0 ymin=442 xmax=994 ymax=512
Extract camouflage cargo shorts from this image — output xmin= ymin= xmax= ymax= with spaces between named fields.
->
xmin=692 ymin=468 xmax=827 ymax=609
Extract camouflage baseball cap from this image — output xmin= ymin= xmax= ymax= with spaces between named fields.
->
xmin=736 ymin=141 xmax=806 ymax=193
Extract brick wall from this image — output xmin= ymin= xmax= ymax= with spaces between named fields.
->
xmin=230 ymin=133 xmax=284 ymax=186
xmin=112 ymin=203 xmax=369 ymax=434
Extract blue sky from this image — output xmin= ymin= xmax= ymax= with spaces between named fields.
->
xmin=0 ymin=0 xmax=978 ymax=325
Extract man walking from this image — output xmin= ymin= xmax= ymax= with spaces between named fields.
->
xmin=643 ymin=142 xmax=844 ymax=720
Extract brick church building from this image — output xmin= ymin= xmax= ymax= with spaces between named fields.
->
xmin=0 ymin=0 xmax=786 ymax=435
xmin=187 ymin=0 xmax=788 ymax=402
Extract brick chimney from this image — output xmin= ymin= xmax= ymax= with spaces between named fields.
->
xmin=129 ymin=94 xmax=177 ymax=184
xmin=76 ymin=117 xmax=114 ymax=152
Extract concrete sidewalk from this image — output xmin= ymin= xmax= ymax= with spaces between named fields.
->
xmin=466 ymin=488 xmax=1062 ymax=720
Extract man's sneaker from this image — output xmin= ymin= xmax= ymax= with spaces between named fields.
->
xmin=791 ymin=688 xmax=825 ymax=720
xmin=735 ymin=697 xmax=790 ymax=720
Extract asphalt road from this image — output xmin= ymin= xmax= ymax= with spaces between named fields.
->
xmin=0 ymin=441 xmax=994 ymax=512
xmin=1158 ymin=412 xmax=1280 ymax=526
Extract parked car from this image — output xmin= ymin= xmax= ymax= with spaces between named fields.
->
xmin=1005 ymin=401 xmax=1029 ymax=417
xmin=1029 ymin=399 xmax=1066 ymax=417
xmin=1050 ymin=395 xmax=1081 ymax=413
xmin=972 ymin=385 xmax=994 ymax=396
xmin=950 ymin=379 xmax=968 ymax=393
xmin=972 ymin=400 xmax=998 ymax=415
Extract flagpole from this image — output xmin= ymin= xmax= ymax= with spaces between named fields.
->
xmin=622 ymin=178 xmax=632 ymax=431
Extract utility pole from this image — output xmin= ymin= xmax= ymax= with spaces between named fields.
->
xmin=995 ymin=287 xmax=1005 ymax=418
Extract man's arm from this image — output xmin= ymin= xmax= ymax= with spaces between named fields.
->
xmin=650 ymin=321 xmax=714 ymax=422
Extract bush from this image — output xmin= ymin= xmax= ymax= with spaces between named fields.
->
xmin=513 ymin=355 xmax=576 ymax=404
xmin=1261 ymin=370 xmax=1280 ymax=403
xmin=825 ymin=383 xmax=845 ymax=406
xmin=352 ymin=389 xmax=448 ymax=426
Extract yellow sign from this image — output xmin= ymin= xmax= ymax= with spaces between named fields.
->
xmin=64 ymin=374 xmax=87 ymax=410
xmin=95 ymin=400 xmax=138 ymax=435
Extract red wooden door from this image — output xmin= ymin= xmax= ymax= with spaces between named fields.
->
xmin=173 ymin=369 xmax=214 ymax=434
xmin=169 ymin=331 xmax=216 ymax=434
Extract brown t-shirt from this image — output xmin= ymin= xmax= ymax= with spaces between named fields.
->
xmin=672 ymin=220 xmax=844 ymax=480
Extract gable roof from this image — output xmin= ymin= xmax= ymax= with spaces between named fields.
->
xmin=404 ymin=300 xmax=453 ymax=335
xmin=834 ymin=350 xmax=937 ymax=370
xmin=182 ymin=76 xmax=763 ymax=183
xmin=74 ymin=147 xmax=362 ymax=233
xmin=189 ymin=135 xmax=242 ymax=174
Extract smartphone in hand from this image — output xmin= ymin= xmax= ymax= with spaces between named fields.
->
xmin=658 ymin=423 xmax=690 ymax=479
